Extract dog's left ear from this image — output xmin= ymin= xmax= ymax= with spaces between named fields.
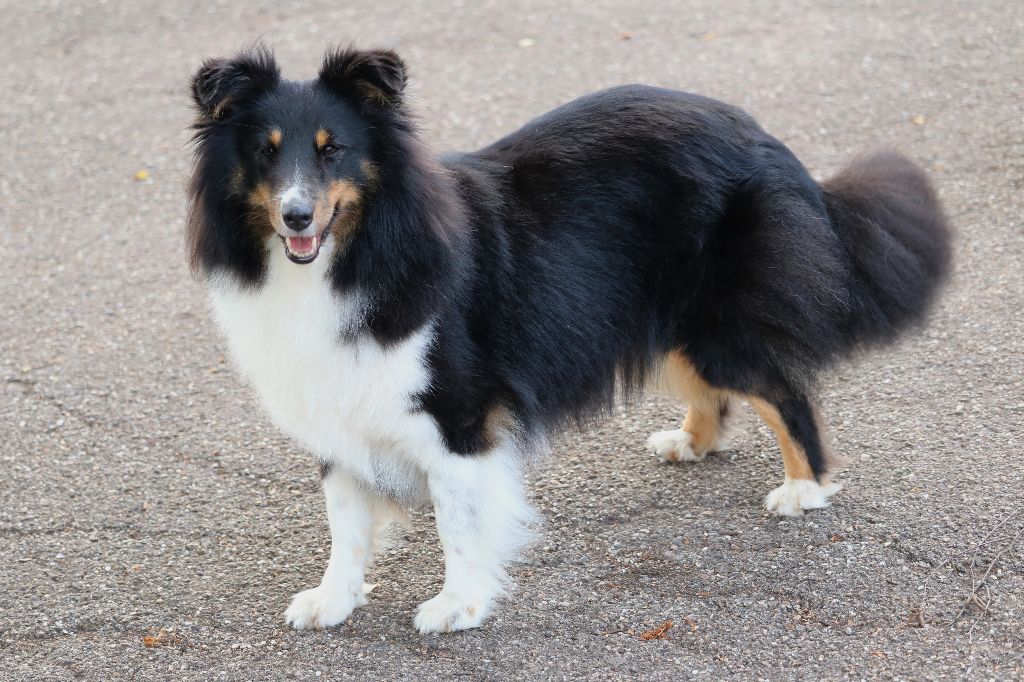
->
xmin=319 ymin=47 xmax=407 ymax=108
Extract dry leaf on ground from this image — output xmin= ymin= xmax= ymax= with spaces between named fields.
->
xmin=142 ymin=629 xmax=184 ymax=648
xmin=639 ymin=620 xmax=673 ymax=640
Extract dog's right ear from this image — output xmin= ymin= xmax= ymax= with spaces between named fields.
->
xmin=191 ymin=46 xmax=280 ymax=121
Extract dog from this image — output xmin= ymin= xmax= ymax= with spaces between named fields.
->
xmin=186 ymin=45 xmax=950 ymax=633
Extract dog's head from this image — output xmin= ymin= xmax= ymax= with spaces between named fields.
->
xmin=188 ymin=45 xmax=407 ymax=268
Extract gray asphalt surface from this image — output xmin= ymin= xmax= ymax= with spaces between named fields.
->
xmin=2 ymin=1 xmax=1022 ymax=679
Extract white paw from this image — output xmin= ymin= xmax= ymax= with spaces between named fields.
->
xmin=414 ymin=591 xmax=490 ymax=634
xmin=284 ymin=582 xmax=373 ymax=630
xmin=647 ymin=429 xmax=705 ymax=463
xmin=764 ymin=479 xmax=842 ymax=517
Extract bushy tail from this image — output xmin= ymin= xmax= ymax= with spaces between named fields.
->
xmin=821 ymin=152 xmax=952 ymax=349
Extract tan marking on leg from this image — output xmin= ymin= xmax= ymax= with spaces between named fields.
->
xmin=662 ymin=351 xmax=729 ymax=455
xmin=315 ymin=128 xmax=330 ymax=150
xmin=748 ymin=398 xmax=815 ymax=481
xmin=682 ymin=404 xmax=722 ymax=454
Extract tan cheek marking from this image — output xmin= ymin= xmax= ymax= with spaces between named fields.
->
xmin=315 ymin=179 xmax=362 ymax=222
xmin=327 ymin=179 xmax=361 ymax=207
xmin=313 ymin=179 xmax=365 ymax=242
xmin=245 ymin=182 xmax=277 ymax=236
xmin=269 ymin=128 xmax=282 ymax=146
xmin=248 ymin=182 xmax=271 ymax=208
xmin=315 ymin=128 xmax=329 ymax=149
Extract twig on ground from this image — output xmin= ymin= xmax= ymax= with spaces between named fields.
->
xmin=913 ymin=510 xmax=1022 ymax=628
xmin=954 ymin=522 xmax=1024 ymax=625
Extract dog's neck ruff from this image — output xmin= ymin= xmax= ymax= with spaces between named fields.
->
xmin=206 ymin=238 xmax=442 ymax=502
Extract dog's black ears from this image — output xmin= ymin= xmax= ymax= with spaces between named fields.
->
xmin=318 ymin=47 xmax=407 ymax=108
xmin=191 ymin=45 xmax=280 ymax=121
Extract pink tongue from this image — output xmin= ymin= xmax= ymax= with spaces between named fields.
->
xmin=287 ymin=236 xmax=315 ymax=254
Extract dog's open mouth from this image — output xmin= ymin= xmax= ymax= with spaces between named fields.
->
xmin=280 ymin=208 xmax=339 ymax=264
xmin=283 ymin=232 xmax=326 ymax=264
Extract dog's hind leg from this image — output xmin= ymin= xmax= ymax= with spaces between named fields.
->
xmin=648 ymin=351 xmax=732 ymax=463
xmin=748 ymin=393 xmax=841 ymax=516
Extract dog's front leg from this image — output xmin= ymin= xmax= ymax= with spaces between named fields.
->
xmin=414 ymin=447 xmax=535 ymax=634
xmin=285 ymin=466 xmax=375 ymax=629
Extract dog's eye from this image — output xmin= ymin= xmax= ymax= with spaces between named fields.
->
xmin=321 ymin=142 xmax=345 ymax=158
xmin=259 ymin=145 xmax=277 ymax=160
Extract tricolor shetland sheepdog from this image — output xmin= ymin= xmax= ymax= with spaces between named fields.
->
xmin=186 ymin=45 xmax=950 ymax=633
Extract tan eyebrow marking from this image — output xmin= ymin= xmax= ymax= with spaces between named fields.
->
xmin=315 ymin=129 xmax=330 ymax=149
xmin=268 ymin=128 xmax=282 ymax=146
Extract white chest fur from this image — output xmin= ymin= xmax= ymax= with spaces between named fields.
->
xmin=207 ymin=243 xmax=442 ymax=501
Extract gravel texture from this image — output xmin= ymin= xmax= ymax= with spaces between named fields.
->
xmin=1 ymin=1 xmax=1022 ymax=679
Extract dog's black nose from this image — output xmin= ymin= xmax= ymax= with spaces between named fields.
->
xmin=283 ymin=207 xmax=314 ymax=231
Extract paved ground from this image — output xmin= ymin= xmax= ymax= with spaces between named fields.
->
xmin=1 ymin=1 xmax=1022 ymax=679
